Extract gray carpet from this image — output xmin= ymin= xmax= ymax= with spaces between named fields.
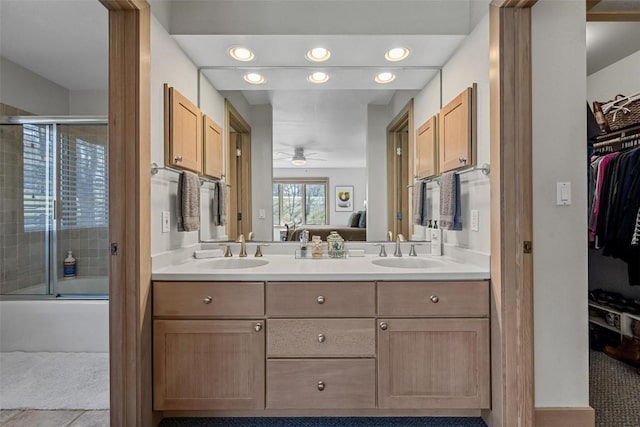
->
xmin=590 ymin=350 xmax=640 ymax=427
xmin=159 ymin=417 xmax=487 ymax=427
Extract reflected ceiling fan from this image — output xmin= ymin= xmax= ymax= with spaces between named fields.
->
xmin=273 ymin=147 xmax=327 ymax=166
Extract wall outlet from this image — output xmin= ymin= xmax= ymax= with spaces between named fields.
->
xmin=161 ymin=211 xmax=170 ymax=233
xmin=471 ymin=210 xmax=479 ymax=232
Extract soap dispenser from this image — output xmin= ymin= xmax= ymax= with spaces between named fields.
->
xmin=430 ymin=220 xmax=442 ymax=256
xmin=63 ymin=250 xmax=76 ymax=279
xmin=425 ymin=219 xmax=432 ymax=243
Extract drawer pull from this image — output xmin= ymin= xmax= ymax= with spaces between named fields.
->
xmin=203 ymin=296 xmax=213 ymax=304
xmin=317 ymin=381 xmax=325 ymax=391
xmin=317 ymin=295 xmax=325 ymax=304
xmin=430 ymin=295 xmax=440 ymax=303
xmin=379 ymin=322 xmax=388 ymax=330
xmin=254 ymin=322 xmax=263 ymax=332
xmin=318 ymin=333 xmax=326 ymax=343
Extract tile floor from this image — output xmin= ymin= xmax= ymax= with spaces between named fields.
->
xmin=0 ymin=410 xmax=108 ymax=427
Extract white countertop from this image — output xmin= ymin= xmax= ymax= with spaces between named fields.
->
xmin=152 ymin=249 xmax=490 ymax=282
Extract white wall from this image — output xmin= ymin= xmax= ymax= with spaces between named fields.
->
xmin=410 ymin=12 xmax=491 ymax=255
xmin=150 ymin=16 xmax=226 ymax=254
xmin=251 ymin=105 xmax=274 ymax=241
xmin=532 ymin=0 xmax=589 ymax=407
xmin=0 ymin=56 xmax=69 ymax=115
xmin=366 ymin=105 xmax=389 ymax=241
xmin=274 ymin=167 xmax=367 ymax=228
xmin=587 ymin=49 xmax=640 ymax=104
xmin=69 ymin=89 xmax=108 ymax=116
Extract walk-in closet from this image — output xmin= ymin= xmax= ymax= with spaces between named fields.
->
xmin=586 ymin=15 xmax=640 ymax=427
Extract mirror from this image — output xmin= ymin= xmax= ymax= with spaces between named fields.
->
xmin=190 ymin=40 xmax=448 ymax=242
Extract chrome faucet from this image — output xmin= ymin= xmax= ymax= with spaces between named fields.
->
xmin=237 ymin=234 xmax=247 ymax=257
xmin=394 ymin=234 xmax=405 ymax=257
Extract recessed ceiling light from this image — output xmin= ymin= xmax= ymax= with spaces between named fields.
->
xmin=375 ymin=72 xmax=396 ymax=84
xmin=385 ymin=47 xmax=410 ymax=62
xmin=244 ymin=72 xmax=265 ymax=84
xmin=306 ymin=47 xmax=331 ymax=62
xmin=229 ymin=46 xmax=255 ymax=62
xmin=308 ymin=71 xmax=329 ymax=84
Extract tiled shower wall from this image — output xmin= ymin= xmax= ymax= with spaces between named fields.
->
xmin=0 ymin=103 xmax=108 ymax=294
xmin=0 ymin=103 xmax=45 ymax=294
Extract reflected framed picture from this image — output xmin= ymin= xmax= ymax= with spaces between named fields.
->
xmin=335 ymin=185 xmax=354 ymax=212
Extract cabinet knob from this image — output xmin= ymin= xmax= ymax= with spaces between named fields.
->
xmin=174 ymin=155 xmax=183 ymax=162
xmin=203 ymin=296 xmax=213 ymax=304
xmin=458 ymin=157 xmax=467 ymax=164
xmin=430 ymin=295 xmax=440 ymax=303
xmin=254 ymin=322 xmax=263 ymax=332
xmin=317 ymin=295 xmax=325 ymax=304
xmin=379 ymin=322 xmax=388 ymax=330
xmin=318 ymin=333 xmax=326 ymax=343
xmin=317 ymin=381 xmax=325 ymax=391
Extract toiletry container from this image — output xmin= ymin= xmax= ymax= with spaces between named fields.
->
xmin=430 ymin=221 xmax=442 ymax=256
xmin=64 ymin=250 xmax=77 ymax=278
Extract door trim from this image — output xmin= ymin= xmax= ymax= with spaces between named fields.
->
xmin=99 ymin=1 xmax=155 ymax=426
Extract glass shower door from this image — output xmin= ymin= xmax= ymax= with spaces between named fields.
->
xmin=0 ymin=121 xmax=54 ymax=295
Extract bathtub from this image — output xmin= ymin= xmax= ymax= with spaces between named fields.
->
xmin=0 ymin=299 xmax=109 ymax=352
xmin=9 ymin=276 xmax=109 ymax=295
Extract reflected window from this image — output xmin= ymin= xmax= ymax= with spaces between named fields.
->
xmin=273 ymin=179 xmax=327 ymax=226
xmin=22 ymin=124 xmax=52 ymax=232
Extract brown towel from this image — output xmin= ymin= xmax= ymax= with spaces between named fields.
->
xmin=177 ymin=171 xmax=200 ymax=232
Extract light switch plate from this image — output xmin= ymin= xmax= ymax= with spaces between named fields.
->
xmin=161 ymin=211 xmax=170 ymax=233
xmin=258 ymin=208 xmax=266 ymax=219
xmin=556 ymin=182 xmax=571 ymax=206
xmin=471 ymin=210 xmax=479 ymax=232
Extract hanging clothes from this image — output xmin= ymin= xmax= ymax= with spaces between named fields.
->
xmin=590 ymin=145 xmax=640 ymax=286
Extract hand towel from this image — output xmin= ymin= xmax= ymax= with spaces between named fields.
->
xmin=413 ymin=181 xmax=424 ymax=225
xmin=194 ymin=249 xmax=224 ymax=259
xmin=212 ymin=182 xmax=227 ymax=227
xmin=177 ymin=171 xmax=200 ymax=232
xmin=439 ymin=171 xmax=462 ymax=231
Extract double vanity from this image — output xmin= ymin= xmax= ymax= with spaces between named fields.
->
xmin=151 ymin=244 xmax=491 ymax=417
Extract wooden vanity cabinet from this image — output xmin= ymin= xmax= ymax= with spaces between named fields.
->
xmin=265 ymin=281 xmax=377 ymax=409
xmin=415 ymin=115 xmax=438 ymax=179
xmin=164 ymin=84 xmax=203 ymax=173
xmin=377 ymin=281 xmax=490 ymax=409
xmin=202 ymin=115 xmax=223 ymax=179
xmin=152 ymin=282 xmax=265 ymax=411
xmin=439 ymin=85 xmax=476 ymax=173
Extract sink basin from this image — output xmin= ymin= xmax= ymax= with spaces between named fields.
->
xmin=371 ymin=258 xmax=443 ymax=269
xmin=198 ymin=258 xmax=269 ymax=270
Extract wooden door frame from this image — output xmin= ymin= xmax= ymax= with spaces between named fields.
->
xmin=486 ymin=2 xmax=536 ymax=427
xmin=99 ymin=1 xmax=156 ymax=426
xmin=225 ymin=99 xmax=252 ymax=240
xmin=386 ymin=100 xmax=414 ymax=239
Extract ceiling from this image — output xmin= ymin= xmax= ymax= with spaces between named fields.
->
xmin=586 ymin=21 xmax=640 ymax=75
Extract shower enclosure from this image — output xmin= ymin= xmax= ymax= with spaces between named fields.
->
xmin=0 ymin=115 xmax=109 ymax=298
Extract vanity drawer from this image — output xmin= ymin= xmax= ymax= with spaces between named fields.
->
xmin=378 ymin=281 xmax=489 ymax=317
xmin=267 ymin=318 xmax=375 ymax=357
xmin=266 ymin=359 xmax=376 ymax=409
xmin=153 ymin=281 xmax=264 ymax=317
xmin=266 ymin=282 xmax=375 ymax=317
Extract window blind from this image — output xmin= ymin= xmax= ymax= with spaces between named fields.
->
xmin=22 ymin=124 xmax=51 ymax=232
xmin=59 ymin=134 xmax=108 ymax=229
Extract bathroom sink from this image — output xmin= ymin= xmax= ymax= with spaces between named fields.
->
xmin=371 ymin=258 xmax=443 ymax=269
xmin=198 ymin=258 xmax=269 ymax=270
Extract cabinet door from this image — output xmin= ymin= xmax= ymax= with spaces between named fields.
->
xmin=154 ymin=319 xmax=265 ymax=410
xmin=203 ymin=115 xmax=223 ymax=179
xmin=378 ymin=318 xmax=489 ymax=409
xmin=438 ymin=86 xmax=475 ymax=173
xmin=415 ymin=115 xmax=438 ymax=179
xmin=165 ymin=85 xmax=202 ymax=173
